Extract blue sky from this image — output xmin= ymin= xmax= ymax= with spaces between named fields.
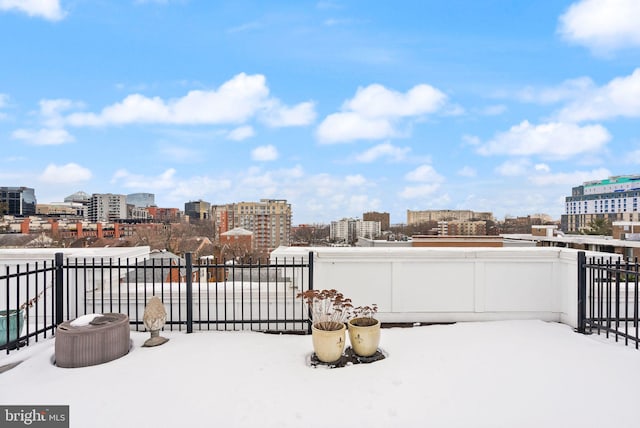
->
xmin=1 ymin=0 xmax=639 ymax=225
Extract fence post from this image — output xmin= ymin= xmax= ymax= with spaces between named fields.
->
xmin=308 ymin=251 xmax=314 ymax=292
xmin=185 ymin=252 xmax=193 ymax=334
xmin=55 ymin=252 xmax=64 ymax=326
xmin=306 ymin=251 xmax=314 ymax=334
xmin=577 ymin=251 xmax=587 ymax=334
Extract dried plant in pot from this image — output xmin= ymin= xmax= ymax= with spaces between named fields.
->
xmin=348 ymin=304 xmax=380 ymax=357
xmin=298 ymin=289 xmax=353 ymax=363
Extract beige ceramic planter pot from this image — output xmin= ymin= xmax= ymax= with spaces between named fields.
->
xmin=348 ymin=318 xmax=381 ymax=357
xmin=311 ymin=322 xmax=346 ymax=363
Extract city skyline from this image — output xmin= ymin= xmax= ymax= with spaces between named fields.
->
xmin=1 ymin=1 xmax=639 ymax=225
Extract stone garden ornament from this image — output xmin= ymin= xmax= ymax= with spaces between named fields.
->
xmin=143 ymin=296 xmax=169 ymax=347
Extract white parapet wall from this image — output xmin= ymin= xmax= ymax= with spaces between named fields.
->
xmin=271 ymin=246 xmax=604 ymax=328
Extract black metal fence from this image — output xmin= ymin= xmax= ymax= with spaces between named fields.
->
xmin=1 ymin=254 xmax=60 ymax=354
xmin=577 ymin=251 xmax=640 ymax=348
xmin=1 ymin=252 xmax=313 ymax=354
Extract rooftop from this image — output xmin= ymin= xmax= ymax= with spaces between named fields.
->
xmin=1 ymin=320 xmax=639 ymax=428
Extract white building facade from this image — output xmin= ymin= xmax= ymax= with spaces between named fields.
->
xmin=563 ymin=175 xmax=640 ymax=232
xmin=330 ymin=218 xmax=381 ymax=243
xmin=88 ymin=193 xmax=128 ymax=222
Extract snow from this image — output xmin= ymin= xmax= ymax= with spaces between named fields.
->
xmin=1 ymin=320 xmax=640 ymax=428
xmin=69 ymin=314 xmax=103 ymax=327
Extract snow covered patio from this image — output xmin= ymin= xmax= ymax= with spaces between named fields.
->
xmin=2 ymin=320 xmax=640 ymax=428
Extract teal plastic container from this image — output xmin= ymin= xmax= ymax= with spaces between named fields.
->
xmin=0 ymin=309 xmax=24 ymax=345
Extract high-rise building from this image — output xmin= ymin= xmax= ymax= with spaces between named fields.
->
xmin=0 ymin=186 xmax=36 ymax=216
xmin=212 ymin=199 xmax=291 ymax=254
xmin=363 ymin=211 xmax=390 ymax=231
xmin=562 ymin=174 xmax=640 ymax=232
xmin=185 ymin=200 xmax=211 ymax=221
xmin=88 ymin=193 xmax=127 ymax=222
xmin=126 ymin=193 xmax=155 ymax=208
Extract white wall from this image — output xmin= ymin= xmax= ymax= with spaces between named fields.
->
xmin=272 ymin=247 xmax=604 ymax=328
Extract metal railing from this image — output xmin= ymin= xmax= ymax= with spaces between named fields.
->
xmin=1 ymin=252 xmax=313 ymax=354
xmin=577 ymin=251 xmax=640 ymax=348
xmin=1 ymin=255 xmax=59 ymax=354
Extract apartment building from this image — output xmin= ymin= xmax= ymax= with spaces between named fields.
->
xmin=436 ymin=220 xmax=488 ymax=236
xmin=562 ymin=174 xmax=640 ymax=233
xmin=88 ymin=193 xmax=127 ymax=222
xmin=330 ymin=218 xmax=381 ymax=243
xmin=212 ymin=199 xmax=291 ymax=254
xmin=363 ymin=211 xmax=390 ymax=231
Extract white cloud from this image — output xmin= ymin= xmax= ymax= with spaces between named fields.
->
xmin=39 ymin=99 xmax=81 ymax=128
xmin=535 ymin=163 xmax=551 ymax=173
xmin=227 ymin=125 xmax=255 ymax=141
xmin=158 ymin=145 xmax=199 ymax=162
xmin=167 ymin=176 xmax=234 ymax=201
xmin=442 ymin=104 xmax=465 ymax=116
xmin=477 ymin=120 xmax=611 ymax=159
xmin=462 ymin=135 xmax=481 ymax=146
xmin=344 ymin=174 xmax=367 ymax=186
xmin=457 ymin=166 xmax=477 ymax=177
xmin=557 ymin=68 xmax=640 ymax=122
xmin=495 ymin=159 xmax=532 ymax=177
xmin=529 ymin=168 xmax=611 ymax=186
xmin=239 ymin=166 xmax=304 ymax=196
xmin=11 ymin=128 xmax=75 ymax=145
xmin=0 ymin=0 xmax=65 ymax=21
xmin=40 ymin=99 xmax=77 ymax=116
xmin=399 ymin=184 xmax=441 ymax=199
xmin=317 ymin=113 xmax=394 ymax=143
xmin=260 ymin=101 xmax=316 ymax=127
xmin=404 ymin=165 xmax=445 ymax=183
xmin=346 ymin=194 xmax=381 ymax=214
xmin=517 ymin=77 xmax=595 ymax=104
xmin=343 ymin=84 xmax=447 ymax=119
xmin=111 ymin=169 xmax=233 ymax=202
xmin=65 ymin=73 xmax=313 ymax=128
xmin=558 ymin=0 xmax=640 ymax=54
xmin=39 ymin=163 xmax=92 ymax=184
xmin=111 ymin=168 xmax=178 ymax=190
xmin=316 ymin=83 xmax=447 ymax=143
xmin=400 ymin=165 xmax=444 ymax=199
xmin=251 ymin=145 xmax=279 ymax=162
xmin=244 ymin=168 xmax=377 ymax=219
xmin=355 ymin=143 xmax=411 ymax=163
